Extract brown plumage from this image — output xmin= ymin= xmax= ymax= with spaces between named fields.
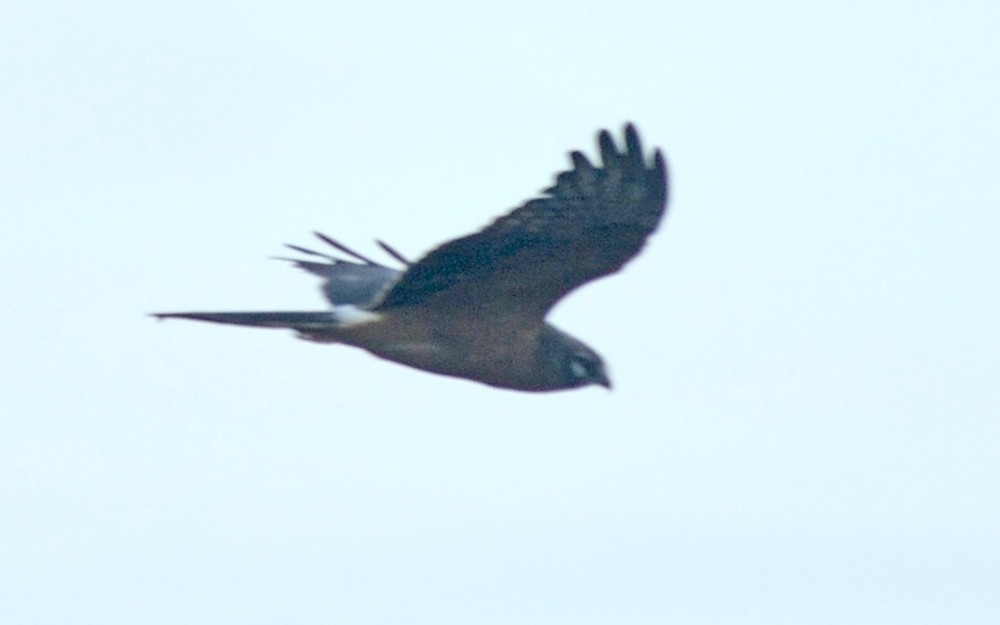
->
xmin=154 ymin=124 xmax=669 ymax=391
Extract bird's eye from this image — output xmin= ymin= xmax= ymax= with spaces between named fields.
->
xmin=565 ymin=351 xmax=609 ymax=388
xmin=569 ymin=359 xmax=589 ymax=379
xmin=569 ymin=354 xmax=602 ymax=381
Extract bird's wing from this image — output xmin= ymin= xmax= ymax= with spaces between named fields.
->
xmin=374 ymin=124 xmax=668 ymax=320
xmin=151 ymin=310 xmax=341 ymax=331
xmin=279 ymin=232 xmax=405 ymax=308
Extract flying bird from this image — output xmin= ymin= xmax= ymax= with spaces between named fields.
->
xmin=154 ymin=124 xmax=669 ymax=391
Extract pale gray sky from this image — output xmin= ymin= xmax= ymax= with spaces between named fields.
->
xmin=3 ymin=1 xmax=999 ymax=623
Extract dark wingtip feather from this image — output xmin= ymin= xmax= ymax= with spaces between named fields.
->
xmin=597 ymin=129 xmax=617 ymax=165
xmin=284 ymin=243 xmax=331 ymax=258
xmin=151 ymin=312 xmax=201 ymax=321
xmin=376 ymin=239 xmax=411 ymax=266
xmin=570 ymin=150 xmax=594 ymax=170
xmin=624 ymin=123 xmax=643 ymax=161
xmin=313 ymin=232 xmax=378 ymax=265
xmin=653 ymin=149 xmax=669 ymax=205
xmin=654 ymin=148 xmax=668 ymax=179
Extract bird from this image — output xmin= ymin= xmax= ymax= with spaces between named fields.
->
xmin=154 ymin=124 xmax=669 ymax=392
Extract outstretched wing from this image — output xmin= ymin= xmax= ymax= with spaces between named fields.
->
xmin=375 ymin=123 xmax=668 ymax=320
xmin=152 ymin=236 xmax=406 ymax=332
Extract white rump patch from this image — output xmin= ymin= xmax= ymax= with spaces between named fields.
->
xmin=331 ymin=305 xmax=383 ymax=327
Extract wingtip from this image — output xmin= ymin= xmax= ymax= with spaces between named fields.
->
xmin=654 ymin=149 xmax=667 ymax=175
xmin=569 ymin=150 xmax=594 ymax=170
xmin=597 ymin=128 xmax=616 ymax=164
xmin=624 ymin=123 xmax=642 ymax=159
xmin=623 ymin=121 xmax=638 ymax=138
xmin=283 ymin=243 xmax=329 ymax=258
xmin=376 ymin=239 xmax=411 ymax=266
xmin=313 ymin=232 xmax=378 ymax=265
xmin=599 ymin=123 xmax=648 ymax=165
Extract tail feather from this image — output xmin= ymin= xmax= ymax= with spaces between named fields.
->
xmin=279 ymin=233 xmax=404 ymax=309
xmin=152 ymin=311 xmax=338 ymax=330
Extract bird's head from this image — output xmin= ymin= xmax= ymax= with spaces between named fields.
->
xmin=541 ymin=326 xmax=612 ymax=390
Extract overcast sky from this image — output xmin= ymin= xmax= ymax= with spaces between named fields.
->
xmin=3 ymin=1 xmax=999 ymax=623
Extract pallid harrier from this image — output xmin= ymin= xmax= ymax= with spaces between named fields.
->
xmin=154 ymin=124 xmax=669 ymax=391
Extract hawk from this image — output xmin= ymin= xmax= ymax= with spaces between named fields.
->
xmin=154 ymin=124 xmax=669 ymax=391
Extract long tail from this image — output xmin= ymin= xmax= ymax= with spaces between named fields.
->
xmin=152 ymin=311 xmax=339 ymax=331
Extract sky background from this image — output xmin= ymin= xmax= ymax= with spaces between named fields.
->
xmin=3 ymin=1 xmax=999 ymax=623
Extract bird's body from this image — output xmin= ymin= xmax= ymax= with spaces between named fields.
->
xmin=155 ymin=124 xmax=669 ymax=392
